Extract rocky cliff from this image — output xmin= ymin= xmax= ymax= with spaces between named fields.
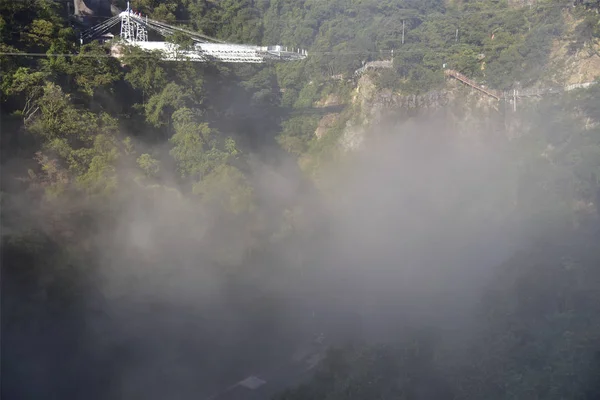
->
xmin=74 ymin=0 xmax=120 ymax=19
xmin=311 ymin=24 xmax=600 ymax=154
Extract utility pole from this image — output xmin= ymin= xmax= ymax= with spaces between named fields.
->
xmin=455 ymin=28 xmax=459 ymax=43
xmin=402 ymin=20 xmax=405 ymax=45
xmin=513 ymin=89 xmax=517 ymax=112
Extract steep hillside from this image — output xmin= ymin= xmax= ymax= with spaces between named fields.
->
xmin=546 ymin=8 xmax=600 ymax=85
xmin=2 ymin=1 xmax=600 ymax=400
xmin=277 ymin=236 xmax=600 ymax=400
xmin=294 ymin=1 xmax=600 ymax=208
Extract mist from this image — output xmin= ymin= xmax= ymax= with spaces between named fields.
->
xmin=2 ymin=111 xmax=558 ymax=399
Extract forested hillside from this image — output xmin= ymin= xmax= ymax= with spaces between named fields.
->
xmin=2 ymin=0 xmax=600 ymax=399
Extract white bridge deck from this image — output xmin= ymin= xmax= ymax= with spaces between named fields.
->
xmin=119 ymin=41 xmax=306 ymax=63
xmin=92 ymin=8 xmax=309 ymax=63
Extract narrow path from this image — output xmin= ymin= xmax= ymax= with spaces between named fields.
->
xmin=444 ymin=69 xmax=502 ymax=100
xmin=444 ymin=69 xmax=597 ymax=101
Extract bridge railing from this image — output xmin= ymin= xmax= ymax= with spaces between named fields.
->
xmin=446 ymin=69 xmax=597 ymax=101
xmin=354 ymin=60 xmax=393 ymax=77
xmin=444 ymin=69 xmax=502 ymax=100
xmin=111 ymin=10 xmax=307 ymax=63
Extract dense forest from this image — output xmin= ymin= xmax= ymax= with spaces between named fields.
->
xmin=2 ymin=0 xmax=600 ymax=399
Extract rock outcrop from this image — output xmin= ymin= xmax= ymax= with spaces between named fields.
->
xmin=74 ymin=0 xmax=119 ymax=19
xmin=338 ymin=75 xmax=451 ymax=151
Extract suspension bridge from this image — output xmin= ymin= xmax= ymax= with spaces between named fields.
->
xmin=79 ymin=3 xmax=308 ymax=64
xmin=444 ymin=69 xmax=597 ymax=107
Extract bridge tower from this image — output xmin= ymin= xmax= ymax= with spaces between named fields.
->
xmin=120 ymin=11 xmax=134 ymax=41
xmin=135 ymin=19 xmax=148 ymax=42
xmin=120 ymin=2 xmax=148 ymax=42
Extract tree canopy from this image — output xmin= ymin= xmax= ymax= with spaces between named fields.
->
xmin=1 ymin=0 xmax=600 ymax=399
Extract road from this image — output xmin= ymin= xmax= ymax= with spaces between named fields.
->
xmin=205 ymin=336 xmax=327 ymax=400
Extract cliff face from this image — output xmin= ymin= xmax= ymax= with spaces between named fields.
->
xmin=311 ymin=6 xmax=600 ymax=151
xmin=339 ymin=76 xmax=451 ymax=151
xmin=327 ymin=75 xmax=505 ymax=152
xmin=302 ymin=23 xmax=600 ymax=227
xmin=74 ymin=0 xmax=119 ymax=18
xmin=314 ymin=41 xmax=600 ymax=153
xmin=545 ymin=10 xmax=600 ymax=86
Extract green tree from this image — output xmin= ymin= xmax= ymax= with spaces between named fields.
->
xmin=144 ymin=82 xmax=191 ymax=127
xmin=68 ymin=43 xmax=122 ymax=96
xmin=169 ymin=107 xmax=235 ymax=180
xmin=123 ymin=48 xmax=168 ymax=96
xmin=193 ymin=163 xmax=254 ymax=215
xmin=136 ymin=153 xmax=161 ymax=178
xmin=3 ymin=67 xmax=48 ymax=122
xmin=25 ymin=83 xmax=122 ymax=198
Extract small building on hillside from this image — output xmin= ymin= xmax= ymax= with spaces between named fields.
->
xmin=98 ymin=32 xmax=114 ymax=44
